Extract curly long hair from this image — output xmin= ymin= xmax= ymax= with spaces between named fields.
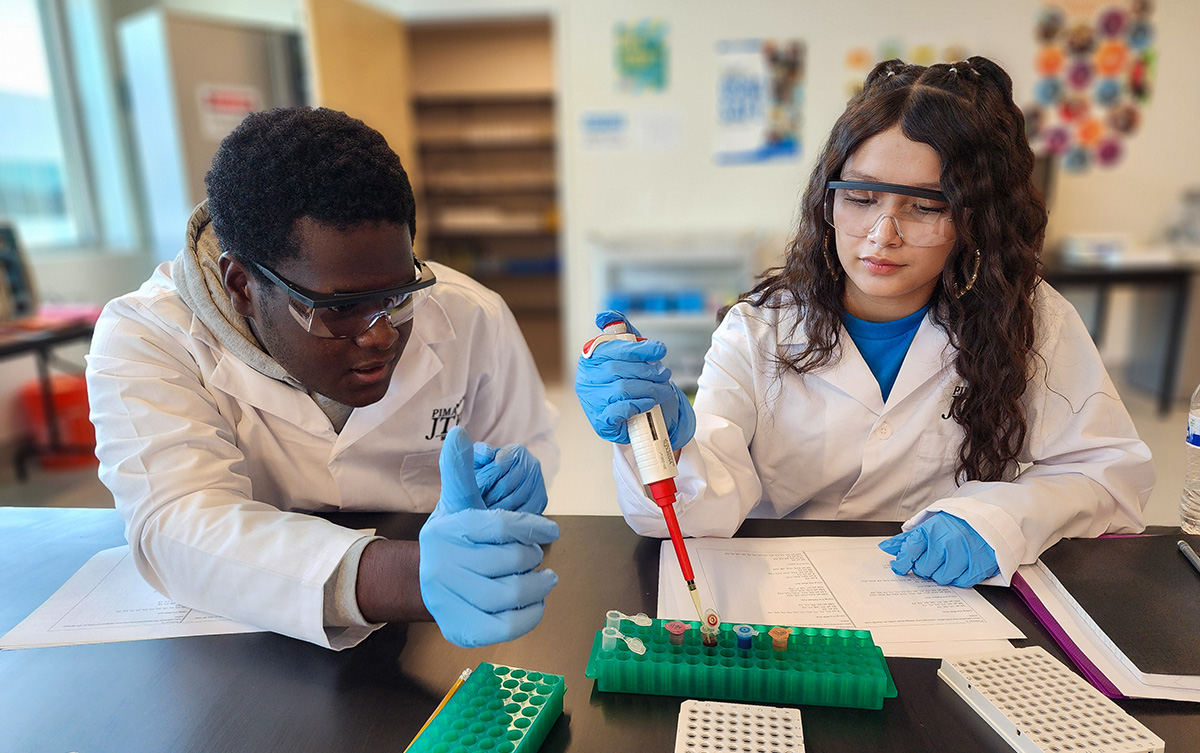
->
xmin=205 ymin=107 xmax=415 ymax=281
xmin=733 ymin=57 xmax=1047 ymax=483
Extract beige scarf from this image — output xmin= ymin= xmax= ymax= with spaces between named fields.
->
xmin=174 ymin=202 xmax=353 ymax=431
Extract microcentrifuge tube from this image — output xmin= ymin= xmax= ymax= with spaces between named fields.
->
xmin=664 ymin=621 xmax=689 ymax=646
xmin=601 ymin=626 xmax=620 ymax=651
xmin=602 ymin=625 xmax=646 ymax=654
xmin=699 ymin=608 xmax=722 ymax=648
xmin=733 ymin=624 xmax=758 ymax=650
xmin=767 ymin=626 xmax=792 ymax=651
xmin=605 ymin=609 xmax=652 ymax=628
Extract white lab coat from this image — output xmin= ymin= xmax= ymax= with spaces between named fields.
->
xmin=614 ymin=284 xmax=1154 ymax=584
xmin=86 ymin=261 xmax=557 ymax=648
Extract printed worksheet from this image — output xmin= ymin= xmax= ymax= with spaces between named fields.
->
xmin=1 ymin=546 xmax=262 ymax=649
xmin=658 ymin=536 xmax=1022 ymax=658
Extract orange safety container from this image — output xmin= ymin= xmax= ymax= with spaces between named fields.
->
xmin=19 ymin=374 xmax=98 ymax=469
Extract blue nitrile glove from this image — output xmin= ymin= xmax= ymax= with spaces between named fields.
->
xmin=419 ymin=426 xmax=560 ymax=648
xmin=472 ymin=441 xmax=548 ymax=514
xmin=878 ymin=512 xmax=1000 ymax=588
xmin=575 ymin=310 xmax=697 ymax=451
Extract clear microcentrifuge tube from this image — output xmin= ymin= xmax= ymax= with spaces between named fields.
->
xmin=733 ymin=624 xmax=758 ymax=650
xmin=602 ymin=625 xmax=646 ymax=654
xmin=767 ymin=626 xmax=792 ymax=651
xmin=602 ymin=626 xmax=620 ymax=651
xmin=664 ymin=620 xmax=690 ymax=646
xmin=700 ymin=607 xmax=721 ymax=648
xmin=605 ymin=610 xmax=622 ymax=630
xmin=606 ymin=609 xmax=652 ymax=630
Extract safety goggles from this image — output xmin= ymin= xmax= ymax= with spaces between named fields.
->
xmin=825 ymin=180 xmax=957 ymax=247
xmin=253 ymin=256 xmax=437 ymax=339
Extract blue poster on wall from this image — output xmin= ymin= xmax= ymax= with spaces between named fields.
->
xmin=714 ymin=38 xmax=805 ymax=165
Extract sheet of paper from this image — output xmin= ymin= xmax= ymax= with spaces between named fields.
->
xmin=1 ymin=546 xmax=262 ymax=649
xmin=658 ymin=536 xmax=1023 ymax=658
xmin=1018 ymin=563 xmax=1200 ymax=702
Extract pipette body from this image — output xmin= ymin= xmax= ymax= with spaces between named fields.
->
xmin=582 ymin=321 xmax=704 ymax=621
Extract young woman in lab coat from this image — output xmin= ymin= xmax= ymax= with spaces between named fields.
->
xmin=576 ymin=57 xmax=1155 ymax=588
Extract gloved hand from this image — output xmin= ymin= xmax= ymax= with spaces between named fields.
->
xmin=878 ymin=512 xmax=1000 ymax=588
xmin=419 ymin=426 xmax=560 ymax=647
xmin=472 ymin=441 xmax=548 ymax=514
xmin=575 ymin=310 xmax=697 ymax=451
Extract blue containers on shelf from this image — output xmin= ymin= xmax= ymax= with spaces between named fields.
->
xmin=604 ymin=288 xmax=707 ymax=316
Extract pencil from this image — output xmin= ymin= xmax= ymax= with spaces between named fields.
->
xmin=404 ymin=667 xmax=472 ymax=752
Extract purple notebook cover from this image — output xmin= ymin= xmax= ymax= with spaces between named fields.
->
xmin=1010 ymin=571 xmax=1126 ymax=699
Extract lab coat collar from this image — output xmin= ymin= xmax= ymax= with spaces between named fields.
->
xmin=886 ymin=316 xmax=955 ymax=407
xmin=205 ymin=324 xmax=337 ymax=436
xmin=800 ymin=310 xmax=954 ymax=415
xmin=772 ymin=304 xmax=885 ymax=413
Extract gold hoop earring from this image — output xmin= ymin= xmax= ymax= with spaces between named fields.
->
xmin=823 ymin=228 xmax=842 ymax=282
xmin=946 ymin=249 xmax=981 ymax=300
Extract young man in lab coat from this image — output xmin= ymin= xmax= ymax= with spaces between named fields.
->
xmin=86 ymin=107 xmax=560 ymax=650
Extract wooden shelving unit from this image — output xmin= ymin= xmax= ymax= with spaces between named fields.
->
xmin=408 ymin=19 xmax=561 ymax=383
xmin=413 ymin=92 xmax=561 ymax=383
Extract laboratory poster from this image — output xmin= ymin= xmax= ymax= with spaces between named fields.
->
xmin=1026 ymin=0 xmax=1155 ymax=172
xmin=615 ymin=19 xmax=668 ymax=94
xmin=714 ymin=39 xmax=805 ymax=166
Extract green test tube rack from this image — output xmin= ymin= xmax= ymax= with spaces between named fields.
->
xmin=584 ymin=618 xmax=897 ymax=710
xmin=407 ymin=662 xmax=566 ymax=753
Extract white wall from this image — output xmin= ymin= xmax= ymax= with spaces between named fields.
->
xmin=378 ymin=0 xmax=1200 ymax=375
xmin=12 ymin=0 xmax=1196 ymax=449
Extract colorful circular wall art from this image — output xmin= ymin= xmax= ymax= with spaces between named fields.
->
xmin=1026 ymin=1 xmax=1155 ymax=172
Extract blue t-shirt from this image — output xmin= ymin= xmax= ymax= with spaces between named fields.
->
xmin=842 ymin=305 xmax=929 ymax=402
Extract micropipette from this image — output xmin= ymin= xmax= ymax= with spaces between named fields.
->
xmin=582 ymin=320 xmax=705 ymax=621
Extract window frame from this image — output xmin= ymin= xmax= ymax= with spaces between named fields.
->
xmin=8 ymin=0 xmax=144 ymax=253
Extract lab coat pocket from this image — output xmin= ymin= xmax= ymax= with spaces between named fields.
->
xmin=897 ymin=432 xmax=960 ymax=516
xmin=398 ymin=450 xmax=444 ymax=509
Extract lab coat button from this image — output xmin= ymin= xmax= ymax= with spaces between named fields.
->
xmin=875 ymin=423 xmax=893 ymax=439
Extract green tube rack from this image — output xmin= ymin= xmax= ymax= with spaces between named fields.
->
xmin=584 ymin=618 xmax=897 ymax=710
xmin=406 ymin=662 xmax=566 ymax=753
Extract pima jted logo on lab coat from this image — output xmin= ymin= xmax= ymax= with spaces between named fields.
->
xmin=425 ymin=398 xmax=464 ymax=440
xmin=941 ymin=384 xmax=964 ymax=420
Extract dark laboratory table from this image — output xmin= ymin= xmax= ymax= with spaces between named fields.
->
xmin=1 ymin=507 xmax=1196 ymax=753
xmin=1042 ymin=260 xmax=1194 ymax=416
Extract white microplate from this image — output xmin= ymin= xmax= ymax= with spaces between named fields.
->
xmin=939 ymin=646 xmax=1164 ymax=753
xmin=674 ymin=700 xmax=804 ymax=753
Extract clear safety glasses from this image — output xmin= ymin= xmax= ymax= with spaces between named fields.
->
xmin=253 ymin=256 xmax=437 ymax=339
xmin=825 ymin=180 xmax=957 ymax=247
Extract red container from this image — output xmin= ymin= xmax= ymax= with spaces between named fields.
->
xmin=19 ymin=374 xmax=98 ymax=469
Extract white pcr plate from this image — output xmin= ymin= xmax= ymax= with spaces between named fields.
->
xmin=674 ymin=699 xmax=804 ymax=753
xmin=939 ymin=647 xmax=1164 ymax=753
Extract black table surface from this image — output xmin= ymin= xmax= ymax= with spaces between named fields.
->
xmin=1 ymin=507 xmax=1195 ymax=753
xmin=0 ymin=318 xmax=94 ymax=359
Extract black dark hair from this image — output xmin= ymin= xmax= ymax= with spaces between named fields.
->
xmin=730 ymin=57 xmax=1047 ymax=484
xmin=205 ymin=107 xmax=416 ymax=276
